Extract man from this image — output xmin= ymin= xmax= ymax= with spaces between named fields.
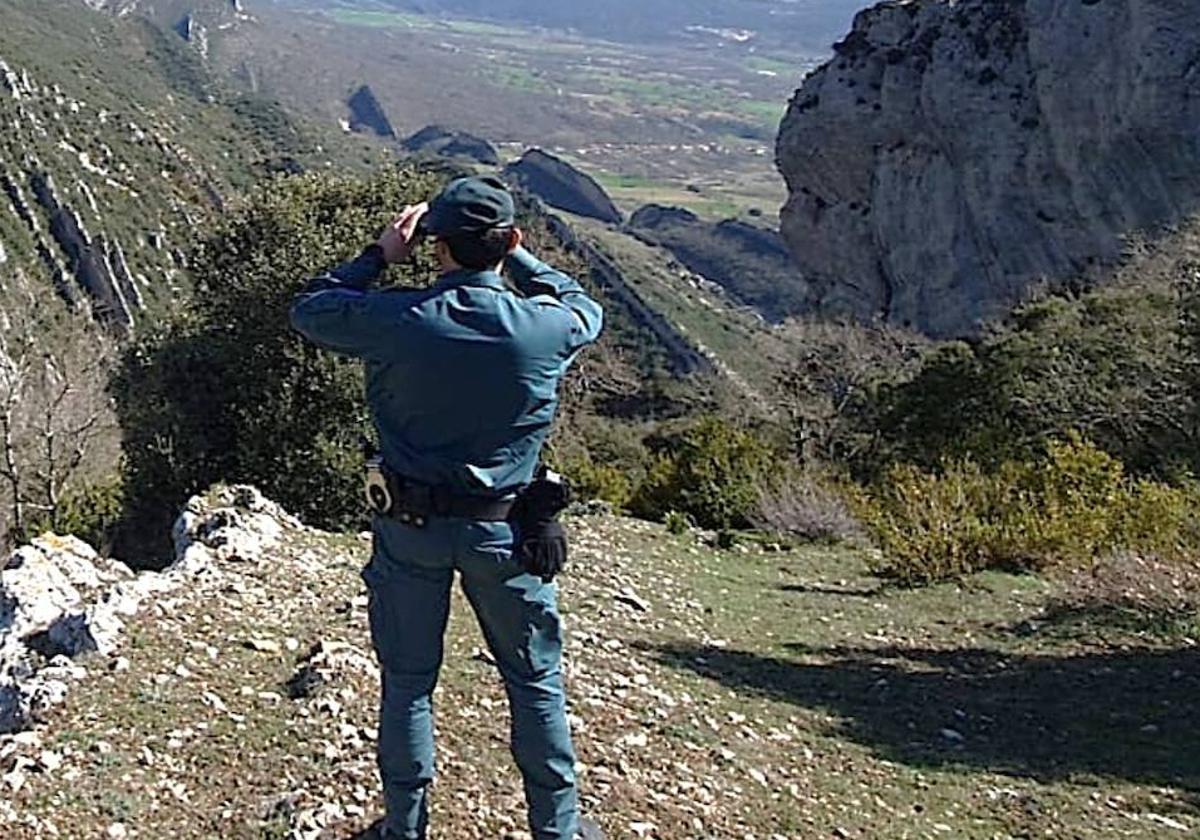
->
xmin=290 ymin=176 xmax=604 ymax=840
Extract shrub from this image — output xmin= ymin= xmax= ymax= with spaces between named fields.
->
xmin=752 ymin=467 xmax=863 ymax=544
xmin=23 ymin=478 xmax=125 ymax=555
xmin=855 ymin=437 xmax=1200 ymax=585
xmin=629 ymin=416 xmax=777 ymax=530
xmin=114 ymin=168 xmax=443 ymax=560
xmin=54 ymin=479 xmax=126 ymax=554
xmin=865 ymin=267 xmax=1196 ymax=479
xmin=560 ymin=456 xmax=634 ymax=509
xmin=663 ymin=510 xmax=692 ymax=535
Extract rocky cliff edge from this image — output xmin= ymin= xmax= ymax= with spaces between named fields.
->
xmin=776 ymin=0 xmax=1200 ymax=337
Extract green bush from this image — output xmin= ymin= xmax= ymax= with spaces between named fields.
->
xmin=24 ymin=478 xmax=125 ymax=555
xmin=865 ymin=282 xmax=1195 ymax=479
xmin=629 ymin=416 xmax=776 ymax=530
xmin=663 ymin=510 xmax=692 ymax=535
xmin=114 ymin=168 xmax=443 ymax=560
xmin=560 ymin=456 xmax=634 ymax=509
xmin=855 ymin=437 xmax=1200 ymax=585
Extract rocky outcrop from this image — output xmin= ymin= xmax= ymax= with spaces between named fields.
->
xmin=504 ymin=149 xmax=623 ymax=225
xmin=775 ymin=0 xmax=1200 ymax=337
xmin=542 ymin=213 xmax=710 ymax=376
xmin=402 ymin=125 xmax=500 ymax=165
xmin=629 ymin=204 xmax=806 ymax=322
xmin=0 ymin=486 xmax=297 ymax=734
xmin=29 ymin=171 xmax=135 ymax=333
xmin=174 ymin=14 xmax=210 ymax=58
xmin=347 ymin=85 xmax=395 ymax=139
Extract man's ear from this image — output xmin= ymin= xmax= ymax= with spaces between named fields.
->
xmin=508 ymin=228 xmax=524 ymax=254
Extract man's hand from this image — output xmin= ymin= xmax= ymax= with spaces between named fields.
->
xmin=377 ymin=203 xmax=429 ymax=264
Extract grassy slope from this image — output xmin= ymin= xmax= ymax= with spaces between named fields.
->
xmin=571 ymin=217 xmax=799 ymax=405
xmin=3 ymin=512 xmax=1196 ymax=839
xmin=0 ymin=0 xmax=387 ymax=314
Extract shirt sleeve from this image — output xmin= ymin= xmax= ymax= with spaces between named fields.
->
xmin=505 ymin=246 xmax=604 ymax=349
xmin=290 ymin=248 xmax=416 ymax=360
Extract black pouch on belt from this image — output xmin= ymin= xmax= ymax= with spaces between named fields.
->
xmin=510 ymin=467 xmax=573 ymax=583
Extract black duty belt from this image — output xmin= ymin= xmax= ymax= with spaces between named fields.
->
xmin=367 ymin=460 xmax=515 ymax=527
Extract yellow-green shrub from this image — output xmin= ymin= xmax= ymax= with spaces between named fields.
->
xmin=630 ymin=416 xmax=777 ymax=530
xmin=561 ymin=457 xmax=634 ymax=509
xmin=24 ymin=478 xmax=125 ymax=554
xmin=855 ymin=437 xmax=1200 ymax=584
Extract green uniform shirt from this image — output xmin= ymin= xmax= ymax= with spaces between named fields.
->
xmin=290 ymin=246 xmax=604 ymax=495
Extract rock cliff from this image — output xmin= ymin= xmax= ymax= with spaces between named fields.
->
xmin=629 ymin=205 xmax=806 ymax=322
xmin=504 ymin=149 xmax=624 ymax=225
xmin=402 ymin=125 xmax=500 ymax=166
xmin=775 ymin=0 xmax=1200 ymax=337
xmin=347 ymin=85 xmax=396 ymax=139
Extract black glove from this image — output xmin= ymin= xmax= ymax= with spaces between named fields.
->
xmin=515 ymin=519 xmax=567 ymax=583
xmin=511 ymin=469 xmax=573 ymax=583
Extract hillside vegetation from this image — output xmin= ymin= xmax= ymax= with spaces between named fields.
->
xmin=1 ymin=4 xmax=1199 ymax=837
xmin=2 ymin=490 xmax=1196 ymax=839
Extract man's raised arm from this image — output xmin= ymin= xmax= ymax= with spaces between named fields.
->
xmin=290 ymin=204 xmax=428 ymax=359
xmin=505 ymin=246 xmax=604 ymax=347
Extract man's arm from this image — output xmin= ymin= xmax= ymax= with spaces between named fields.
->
xmin=505 ymin=246 xmax=604 ymax=347
xmin=289 ymin=247 xmax=393 ymax=359
xmin=290 ymin=204 xmax=428 ymax=359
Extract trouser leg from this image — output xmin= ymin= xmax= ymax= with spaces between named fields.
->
xmin=364 ymin=547 xmax=453 ymax=840
xmin=459 ymin=523 xmax=579 ymax=840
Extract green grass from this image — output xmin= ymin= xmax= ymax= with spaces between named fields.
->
xmin=325 ymin=8 xmax=527 ymax=39
xmin=592 ymin=173 xmax=671 ymax=192
xmin=7 ymin=507 xmax=1199 ymax=838
xmin=736 ymin=99 xmax=788 ymax=128
xmin=480 ymin=62 xmax=557 ymax=95
xmin=324 ymin=9 xmax=435 ymax=29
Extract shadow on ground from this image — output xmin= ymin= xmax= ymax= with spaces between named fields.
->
xmin=777 ymin=582 xmax=885 ymax=597
xmin=653 ymin=640 xmax=1200 ymax=793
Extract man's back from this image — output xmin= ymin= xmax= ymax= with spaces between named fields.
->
xmin=291 ymin=247 xmax=602 ymax=494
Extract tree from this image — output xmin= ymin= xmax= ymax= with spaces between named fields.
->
xmin=114 ymin=168 xmax=444 ymax=561
xmin=0 ymin=270 xmax=117 ymax=544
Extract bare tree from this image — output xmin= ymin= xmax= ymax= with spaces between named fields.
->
xmin=0 ymin=270 xmax=117 ymax=544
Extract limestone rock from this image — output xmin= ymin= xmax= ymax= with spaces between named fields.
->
xmin=504 ymin=149 xmax=623 ymax=225
xmin=775 ymin=0 xmax=1200 ymax=337
xmin=346 ymin=85 xmax=395 ymax=139
xmin=0 ymin=485 xmax=299 ymax=733
xmin=628 ymin=204 xmax=802 ymax=321
xmin=402 ymin=125 xmax=500 ymax=166
xmin=171 ymin=485 xmax=299 ymax=571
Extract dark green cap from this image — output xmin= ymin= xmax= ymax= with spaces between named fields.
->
xmin=420 ymin=176 xmax=516 ymax=237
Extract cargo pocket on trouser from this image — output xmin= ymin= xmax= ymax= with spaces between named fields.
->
xmin=457 ymin=524 xmax=579 ymax=839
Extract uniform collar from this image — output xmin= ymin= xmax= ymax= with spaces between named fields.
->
xmin=436 ymin=268 xmax=508 ymax=292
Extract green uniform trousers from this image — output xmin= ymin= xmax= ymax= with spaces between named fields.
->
xmin=363 ymin=515 xmax=579 ymax=840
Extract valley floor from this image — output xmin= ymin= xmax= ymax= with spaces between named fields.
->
xmin=2 ymin=508 xmax=1197 ymax=839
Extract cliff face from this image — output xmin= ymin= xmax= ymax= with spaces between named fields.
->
xmin=504 ymin=149 xmax=624 ymax=225
xmin=775 ymin=0 xmax=1200 ymax=337
xmin=347 ymin=85 xmax=395 ymax=139
xmin=628 ymin=205 xmax=805 ymax=323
